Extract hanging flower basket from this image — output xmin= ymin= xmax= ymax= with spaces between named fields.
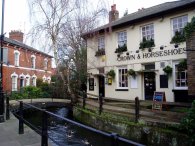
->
xmin=163 ymin=65 xmax=172 ymax=76
xmin=128 ymin=69 xmax=136 ymax=78
xmin=177 ymin=59 xmax=187 ymax=72
xmin=107 ymin=69 xmax=115 ymax=79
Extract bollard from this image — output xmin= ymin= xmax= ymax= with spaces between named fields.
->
xmin=0 ymin=90 xmax=5 ymax=122
xmin=110 ymin=133 xmax=119 ymax=146
xmin=19 ymin=101 xmax=24 ymax=134
xmin=135 ymin=97 xmax=140 ymax=123
xmin=99 ymin=94 xmax=103 ymax=115
xmin=41 ymin=110 xmax=48 ymax=146
xmin=6 ymin=93 xmax=10 ymax=120
xmin=82 ymin=91 xmax=86 ymax=109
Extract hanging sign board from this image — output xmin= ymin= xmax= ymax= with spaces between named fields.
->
xmin=152 ymin=91 xmax=166 ymax=111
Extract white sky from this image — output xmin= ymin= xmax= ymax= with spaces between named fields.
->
xmin=0 ymin=0 xmax=176 ymax=41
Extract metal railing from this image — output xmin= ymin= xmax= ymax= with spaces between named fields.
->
xmin=14 ymin=101 xmax=144 ymax=146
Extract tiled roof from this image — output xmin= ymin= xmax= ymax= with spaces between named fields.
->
xmin=3 ymin=37 xmax=53 ymax=58
xmin=83 ymin=0 xmax=195 ymax=35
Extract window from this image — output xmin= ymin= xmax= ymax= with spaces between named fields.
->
xmin=42 ymin=75 xmax=46 ymax=82
xmin=44 ymin=58 xmax=48 ymax=70
xmin=98 ymin=37 xmax=105 ymax=50
xmin=171 ymin=15 xmax=188 ymax=35
xmin=26 ymin=77 xmax=30 ymax=86
xmin=47 ymin=77 xmax=51 ymax=84
xmin=14 ymin=50 xmax=20 ymax=66
xmin=31 ymin=55 xmax=36 ymax=69
xmin=118 ymin=67 xmax=128 ymax=88
xmin=141 ymin=24 xmax=154 ymax=40
xmin=117 ymin=31 xmax=127 ymax=47
xmin=32 ymin=75 xmax=37 ymax=86
xmin=11 ymin=73 xmax=18 ymax=91
xmin=174 ymin=63 xmax=188 ymax=89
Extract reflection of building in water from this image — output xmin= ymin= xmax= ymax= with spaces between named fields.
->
xmin=83 ymin=1 xmax=195 ymax=102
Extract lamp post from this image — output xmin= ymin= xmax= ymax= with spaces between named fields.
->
xmin=0 ymin=0 xmax=5 ymax=122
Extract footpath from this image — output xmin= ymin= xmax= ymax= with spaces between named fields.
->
xmin=0 ymin=98 xmax=71 ymax=146
xmin=0 ymin=113 xmax=43 ymax=146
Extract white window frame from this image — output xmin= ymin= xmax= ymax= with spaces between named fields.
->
xmin=141 ymin=23 xmax=154 ymax=40
xmin=98 ymin=37 xmax=105 ymax=50
xmin=32 ymin=74 xmax=37 ymax=86
xmin=11 ymin=72 xmax=18 ymax=91
xmin=26 ymin=74 xmax=30 ymax=86
xmin=117 ymin=31 xmax=127 ymax=47
xmin=42 ymin=75 xmax=46 ymax=82
xmin=44 ymin=58 xmax=48 ymax=70
xmin=117 ymin=67 xmax=128 ymax=89
xmin=171 ymin=15 xmax=188 ymax=36
xmin=31 ymin=55 xmax=36 ymax=69
xmin=14 ymin=50 xmax=20 ymax=66
xmin=47 ymin=77 xmax=51 ymax=84
xmin=19 ymin=73 xmax=25 ymax=88
xmin=173 ymin=61 xmax=188 ymax=90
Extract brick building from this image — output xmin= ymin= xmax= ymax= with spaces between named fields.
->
xmin=1 ymin=30 xmax=54 ymax=92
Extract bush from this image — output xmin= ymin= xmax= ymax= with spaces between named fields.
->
xmin=180 ymin=100 xmax=195 ymax=145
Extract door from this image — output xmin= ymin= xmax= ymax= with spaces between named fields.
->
xmin=99 ymin=76 xmax=105 ymax=97
xmin=144 ymin=72 xmax=156 ymax=100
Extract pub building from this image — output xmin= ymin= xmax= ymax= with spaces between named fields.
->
xmin=83 ymin=0 xmax=195 ymax=102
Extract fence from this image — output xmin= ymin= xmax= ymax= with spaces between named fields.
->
xmin=13 ymin=101 xmax=144 ymax=146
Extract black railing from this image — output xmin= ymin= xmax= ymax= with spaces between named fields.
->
xmin=15 ymin=101 xmax=144 ymax=146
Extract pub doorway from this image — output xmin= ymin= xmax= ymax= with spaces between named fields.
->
xmin=144 ymin=72 xmax=156 ymax=100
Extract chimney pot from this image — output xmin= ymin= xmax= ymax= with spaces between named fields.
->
xmin=109 ymin=4 xmax=119 ymax=22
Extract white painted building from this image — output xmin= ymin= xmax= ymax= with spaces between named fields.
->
xmin=84 ymin=0 xmax=195 ymax=102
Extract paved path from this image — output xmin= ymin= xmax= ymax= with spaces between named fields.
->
xmin=0 ymin=114 xmax=44 ymax=146
xmin=0 ymin=98 xmax=70 ymax=146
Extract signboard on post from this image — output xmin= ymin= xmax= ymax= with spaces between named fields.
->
xmin=152 ymin=92 xmax=166 ymax=111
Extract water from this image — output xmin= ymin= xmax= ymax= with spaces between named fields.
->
xmin=22 ymin=106 xmax=133 ymax=146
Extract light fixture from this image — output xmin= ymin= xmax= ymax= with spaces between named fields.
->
xmin=160 ymin=45 xmax=167 ymax=50
xmin=136 ymin=50 xmax=139 ymax=53
xmin=148 ymin=48 xmax=152 ymax=52
xmin=174 ymin=44 xmax=179 ymax=48
xmin=117 ymin=54 xmax=120 ymax=57
xmin=126 ymin=52 xmax=129 ymax=55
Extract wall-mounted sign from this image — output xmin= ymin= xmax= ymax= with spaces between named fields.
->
xmin=89 ymin=78 xmax=94 ymax=91
xmin=117 ymin=48 xmax=186 ymax=61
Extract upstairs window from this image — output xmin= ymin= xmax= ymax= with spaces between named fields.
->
xmin=117 ymin=31 xmax=127 ymax=47
xmin=44 ymin=58 xmax=48 ymax=70
xmin=98 ymin=37 xmax=105 ymax=50
xmin=14 ymin=50 xmax=20 ymax=66
xmin=31 ymin=55 xmax=36 ymax=69
xmin=141 ymin=24 xmax=154 ymax=40
xmin=171 ymin=15 xmax=188 ymax=35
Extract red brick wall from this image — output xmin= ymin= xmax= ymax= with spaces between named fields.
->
xmin=2 ymin=44 xmax=54 ymax=92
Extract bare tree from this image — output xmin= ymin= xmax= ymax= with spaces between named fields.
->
xmin=28 ymin=0 xmax=107 ymax=103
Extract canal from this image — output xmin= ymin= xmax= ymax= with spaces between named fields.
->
xmin=20 ymin=105 xmax=133 ymax=146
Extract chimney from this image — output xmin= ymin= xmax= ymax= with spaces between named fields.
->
xmin=9 ymin=30 xmax=24 ymax=42
xmin=109 ymin=4 xmax=119 ymax=22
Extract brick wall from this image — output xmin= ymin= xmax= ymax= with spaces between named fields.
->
xmin=186 ymin=31 xmax=195 ymax=97
xmin=2 ymin=43 xmax=54 ymax=92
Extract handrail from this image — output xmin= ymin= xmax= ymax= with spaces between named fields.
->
xmin=16 ymin=101 xmax=145 ymax=146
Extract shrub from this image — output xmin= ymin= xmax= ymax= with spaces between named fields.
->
xmin=180 ymin=100 xmax=195 ymax=145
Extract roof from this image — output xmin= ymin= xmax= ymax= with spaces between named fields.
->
xmin=3 ymin=37 xmax=53 ymax=58
xmin=83 ymin=0 xmax=195 ymax=36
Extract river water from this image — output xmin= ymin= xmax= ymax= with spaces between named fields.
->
xmin=22 ymin=106 xmax=133 ymax=146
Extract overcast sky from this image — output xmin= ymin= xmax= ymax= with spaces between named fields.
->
xmin=1 ymin=0 xmax=176 ymax=38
